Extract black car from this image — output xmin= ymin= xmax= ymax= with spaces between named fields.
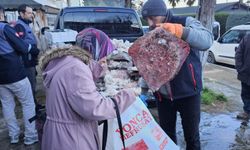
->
xmin=54 ymin=7 xmax=144 ymax=42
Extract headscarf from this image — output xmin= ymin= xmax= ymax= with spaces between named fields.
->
xmin=76 ymin=28 xmax=115 ymax=61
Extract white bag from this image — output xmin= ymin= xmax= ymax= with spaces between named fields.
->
xmin=99 ymin=97 xmax=179 ymax=150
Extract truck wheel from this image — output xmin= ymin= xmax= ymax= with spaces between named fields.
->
xmin=207 ymin=51 xmax=216 ymax=64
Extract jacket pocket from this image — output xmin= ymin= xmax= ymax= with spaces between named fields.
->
xmin=189 ymin=63 xmax=197 ymax=90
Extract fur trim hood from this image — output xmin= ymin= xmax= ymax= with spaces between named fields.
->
xmin=39 ymin=46 xmax=91 ymax=71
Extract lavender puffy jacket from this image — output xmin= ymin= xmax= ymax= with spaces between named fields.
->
xmin=40 ymin=48 xmax=136 ymax=150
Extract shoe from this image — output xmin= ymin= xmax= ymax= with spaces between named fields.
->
xmin=236 ymin=112 xmax=249 ymax=120
xmin=10 ymin=135 xmax=19 ymax=144
xmin=24 ymin=136 xmax=38 ymax=145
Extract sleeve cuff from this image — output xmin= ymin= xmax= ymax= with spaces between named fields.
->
xmin=181 ymin=27 xmax=190 ymax=41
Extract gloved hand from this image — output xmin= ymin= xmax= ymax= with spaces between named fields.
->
xmin=139 ymin=94 xmax=148 ymax=107
xmin=156 ymin=23 xmax=183 ymax=38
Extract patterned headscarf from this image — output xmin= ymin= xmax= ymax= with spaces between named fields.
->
xmin=76 ymin=28 xmax=115 ymax=61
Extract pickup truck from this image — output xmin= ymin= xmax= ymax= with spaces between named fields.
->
xmin=53 ymin=7 xmax=144 ymax=42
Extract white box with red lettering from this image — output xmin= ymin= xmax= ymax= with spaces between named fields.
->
xmin=98 ymin=97 xmax=179 ymax=150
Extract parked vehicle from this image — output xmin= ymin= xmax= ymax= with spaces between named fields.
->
xmin=54 ymin=7 xmax=144 ymax=42
xmin=207 ymin=24 xmax=250 ymax=66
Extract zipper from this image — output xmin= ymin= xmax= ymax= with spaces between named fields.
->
xmin=189 ymin=63 xmax=197 ymax=90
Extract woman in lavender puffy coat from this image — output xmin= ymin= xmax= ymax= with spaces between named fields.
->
xmin=40 ymin=28 xmax=136 ymax=150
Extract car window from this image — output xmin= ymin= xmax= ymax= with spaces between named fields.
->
xmin=221 ymin=30 xmax=247 ymax=44
xmin=63 ymin=12 xmax=143 ymax=36
xmin=84 ymin=0 xmax=125 ymax=7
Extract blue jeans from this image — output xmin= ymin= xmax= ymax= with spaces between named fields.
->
xmin=241 ymin=82 xmax=250 ymax=114
xmin=156 ymin=94 xmax=201 ymax=150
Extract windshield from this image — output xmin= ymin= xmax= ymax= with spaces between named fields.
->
xmin=63 ymin=12 xmax=143 ymax=36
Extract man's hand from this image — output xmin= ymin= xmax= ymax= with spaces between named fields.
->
xmin=156 ymin=23 xmax=183 ymax=38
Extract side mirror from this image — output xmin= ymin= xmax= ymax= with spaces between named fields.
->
xmin=41 ymin=27 xmax=50 ymax=35
xmin=213 ymin=34 xmax=219 ymax=41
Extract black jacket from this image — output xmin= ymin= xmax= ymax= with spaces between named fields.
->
xmin=0 ymin=22 xmax=30 ymax=84
xmin=235 ymin=34 xmax=250 ymax=85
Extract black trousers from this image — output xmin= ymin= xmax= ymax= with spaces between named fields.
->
xmin=241 ymin=82 xmax=250 ymax=114
xmin=157 ymin=94 xmax=201 ymax=150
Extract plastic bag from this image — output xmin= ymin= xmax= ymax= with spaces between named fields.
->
xmin=98 ymin=97 xmax=179 ymax=150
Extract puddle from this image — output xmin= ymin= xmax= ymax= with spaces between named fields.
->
xmin=177 ymin=112 xmax=250 ymax=150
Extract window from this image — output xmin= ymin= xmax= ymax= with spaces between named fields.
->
xmin=221 ymin=30 xmax=247 ymax=44
xmin=84 ymin=0 xmax=125 ymax=7
xmin=47 ymin=14 xmax=57 ymax=27
xmin=63 ymin=12 xmax=143 ymax=36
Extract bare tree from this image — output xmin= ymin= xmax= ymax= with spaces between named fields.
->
xmin=197 ymin=0 xmax=216 ymax=31
xmin=196 ymin=0 xmax=216 ymax=68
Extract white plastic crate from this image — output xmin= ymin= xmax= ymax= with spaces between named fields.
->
xmin=44 ymin=29 xmax=78 ymax=45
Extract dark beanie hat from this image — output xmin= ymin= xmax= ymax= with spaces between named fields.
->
xmin=142 ymin=0 xmax=168 ymax=18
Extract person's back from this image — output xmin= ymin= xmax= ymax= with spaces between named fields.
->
xmin=236 ymin=34 xmax=250 ymax=83
xmin=0 ymin=22 xmax=27 ymax=84
xmin=41 ymin=53 xmax=101 ymax=149
xmin=235 ymin=34 xmax=250 ymax=120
